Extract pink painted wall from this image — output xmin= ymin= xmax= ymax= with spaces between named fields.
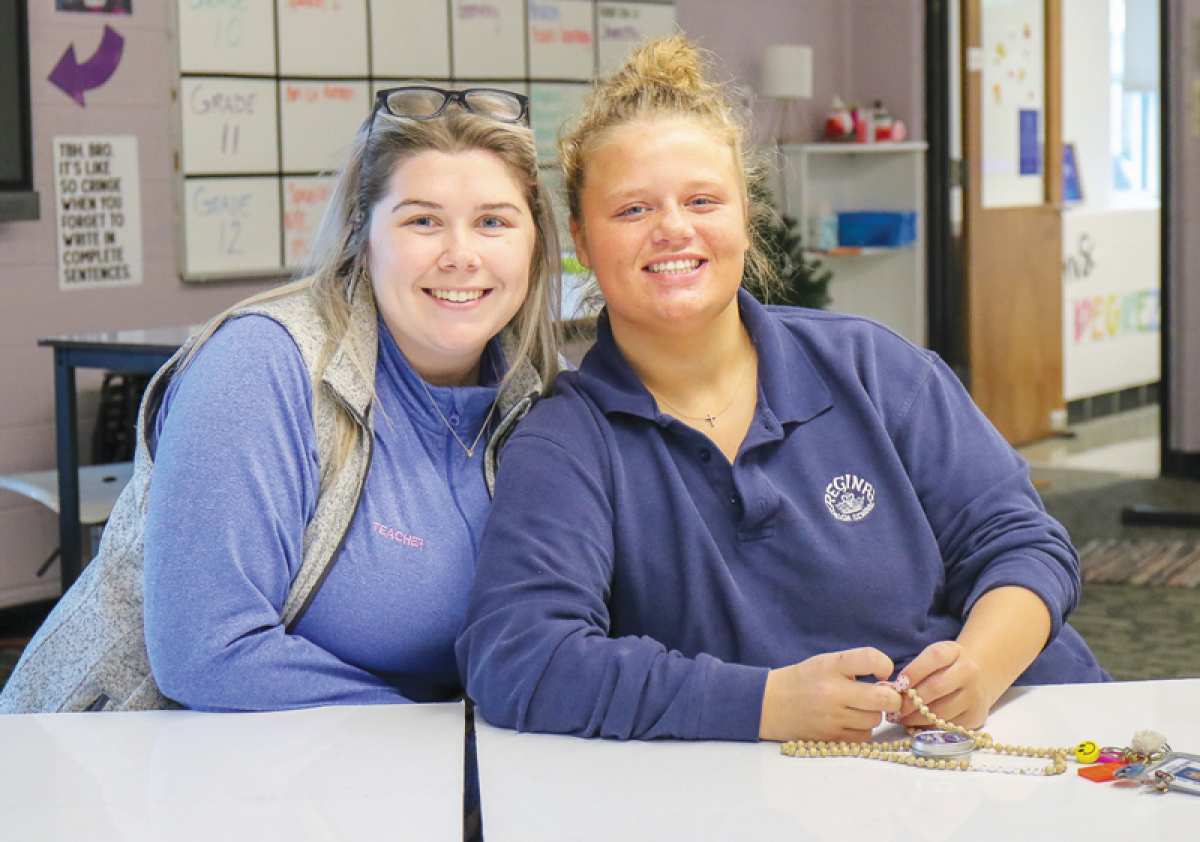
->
xmin=675 ymin=0 xmax=924 ymax=144
xmin=0 ymin=4 xmax=263 ymax=606
xmin=848 ymin=0 xmax=924 ymax=142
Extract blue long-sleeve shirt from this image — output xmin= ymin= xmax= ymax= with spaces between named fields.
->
xmin=458 ymin=290 xmax=1108 ymax=742
xmin=143 ymin=314 xmax=499 ymax=711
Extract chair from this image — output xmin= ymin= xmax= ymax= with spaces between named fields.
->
xmin=0 ymin=462 xmax=134 ymax=577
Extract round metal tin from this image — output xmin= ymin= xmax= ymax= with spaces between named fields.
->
xmin=910 ymin=730 xmax=975 ymax=758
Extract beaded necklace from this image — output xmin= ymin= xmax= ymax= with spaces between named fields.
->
xmin=780 ymin=684 xmax=1075 ymax=776
xmin=780 ymin=682 xmax=1175 ymax=782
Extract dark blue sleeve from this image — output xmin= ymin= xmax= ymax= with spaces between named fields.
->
xmin=892 ymin=355 xmax=1079 ymax=643
xmin=457 ymin=414 xmax=766 ymax=741
xmin=143 ymin=316 xmax=401 ymax=711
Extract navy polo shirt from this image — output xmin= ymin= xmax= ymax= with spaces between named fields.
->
xmin=458 ymin=290 xmax=1107 ymax=742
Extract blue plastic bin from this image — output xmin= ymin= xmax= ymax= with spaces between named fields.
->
xmin=836 ymin=211 xmax=917 ymax=248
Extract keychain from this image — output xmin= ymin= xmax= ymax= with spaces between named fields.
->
xmin=1071 ymin=730 xmax=1200 ymax=795
xmin=1074 ymin=730 xmax=1167 ymax=783
xmin=1138 ymin=753 xmax=1200 ymax=796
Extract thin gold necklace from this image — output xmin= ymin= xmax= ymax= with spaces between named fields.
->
xmin=417 ymin=376 xmax=498 ymax=458
xmin=652 ymin=351 xmax=755 ymax=428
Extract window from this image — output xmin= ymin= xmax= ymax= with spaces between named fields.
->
xmin=1111 ymin=0 xmax=1160 ymax=198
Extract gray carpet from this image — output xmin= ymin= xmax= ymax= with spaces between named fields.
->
xmin=1077 ymin=538 xmax=1200 ymax=586
xmin=1036 ymin=472 xmax=1200 ymax=585
xmin=1036 ymin=472 xmax=1200 ymax=546
xmin=1070 ymin=582 xmax=1200 ymax=680
xmin=1035 ymin=470 xmax=1200 ymax=680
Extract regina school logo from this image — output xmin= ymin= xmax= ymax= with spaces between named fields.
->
xmin=824 ymin=473 xmax=876 ymax=522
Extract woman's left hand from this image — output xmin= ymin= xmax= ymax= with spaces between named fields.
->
xmin=894 ymin=587 xmax=1054 ymax=731
xmin=893 ymin=641 xmax=996 ymax=731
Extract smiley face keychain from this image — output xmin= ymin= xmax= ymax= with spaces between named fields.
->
xmin=1074 ymin=741 xmax=1101 ymax=764
xmin=1073 ymin=731 xmax=1178 ymax=788
xmin=1071 ymin=740 xmax=1130 ymax=782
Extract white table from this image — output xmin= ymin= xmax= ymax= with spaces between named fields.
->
xmin=0 ymin=702 xmax=464 ymax=841
xmin=0 ymin=462 xmax=133 ymax=525
xmin=476 ymin=680 xmax=1200 ymax=841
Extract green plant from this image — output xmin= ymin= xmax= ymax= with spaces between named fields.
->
xmin=745 ymin=184 xmax=832 ymax=310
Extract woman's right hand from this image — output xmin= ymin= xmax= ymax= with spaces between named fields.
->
xmin=759 ymin=648 xmax=901 ymax=743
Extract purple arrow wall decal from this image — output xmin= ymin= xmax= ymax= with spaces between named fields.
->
xmin=48 ymin=24 xmax=125 ymax=107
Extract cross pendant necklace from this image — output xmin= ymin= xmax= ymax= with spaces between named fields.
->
xmin=652 ymin=352 xmax=754 ymax=429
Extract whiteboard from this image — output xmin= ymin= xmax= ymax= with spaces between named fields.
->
xmin=174 ymin=1 xmax=677 ymax=281
xmin=283 ymin=176 xmax=337 ymax=269
xmin=980 ymin=0 xmax=1046 ymax=208
xmin=279 ymin=81 xmax=371 ymax=174
xmin=598 ymin=2 xmax=677 ymax=76
xmin=452 ymin=0 xmax=526 ymax=79
xmin=531 ymin=83 xmax=590 ymax=163
xmin=278 ymin=0 xmax=369 ymax=78
xmin=183 ymin=178 xmax=282 ymax=277
xmin=176 ymin=0 xmax=275 ymax=75
xmin=530 ymin=0 xmax=596 ymax=81
xmin=1062 ymin=208 xmax=1161 ymax=400
xmin=372 ymin=0 xmax=452 ymax=79
xmin=180 ymin=78 xmax=279 ymax=175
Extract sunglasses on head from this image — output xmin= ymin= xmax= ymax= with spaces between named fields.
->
xmin=356 ymin=86 xmax=531 ymax=233
xmin=370 ymin=85 xmax=530 ymax=126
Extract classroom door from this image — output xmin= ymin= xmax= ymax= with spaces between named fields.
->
xmin=961 ymin=0 xmax=1064 ymax=445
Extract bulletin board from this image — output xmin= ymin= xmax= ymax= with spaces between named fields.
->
xmin=173 ymin=0 xmax=676 ymax=282
xmin=979 ymin=0 xmax=1045 ymax=209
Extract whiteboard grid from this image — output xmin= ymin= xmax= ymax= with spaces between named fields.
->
xmin=175 ymin=0 xmax=676 ymax=282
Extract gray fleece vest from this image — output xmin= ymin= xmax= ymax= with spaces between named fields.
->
xmin=0 ymin=284 xmax=543 ymax=713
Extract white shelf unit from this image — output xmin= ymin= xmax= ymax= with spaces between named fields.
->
xmin=775 ymin=142 xmax=928 ymax=346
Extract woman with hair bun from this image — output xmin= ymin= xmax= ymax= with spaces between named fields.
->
xmin=3 ymin=86 xmax=561 ymax=713
xmin=458 ymin=35 xmax=1107 ymax=743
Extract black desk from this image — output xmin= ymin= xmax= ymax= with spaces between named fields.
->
xmin=38 ymin=327 xmax=194 ymax=592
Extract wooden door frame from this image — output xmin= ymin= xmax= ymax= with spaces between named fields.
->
xmin=960 ymin=0 xmax=1065 ymax=445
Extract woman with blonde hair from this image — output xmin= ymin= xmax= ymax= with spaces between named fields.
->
xmin=458 ymin=37 xmax=1107 ymax=743
xmin=2 ymin=86 xmax=561 ymax=712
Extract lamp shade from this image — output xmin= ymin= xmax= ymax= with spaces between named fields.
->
xmin=761 ymin=44 xmax=813 ymax=99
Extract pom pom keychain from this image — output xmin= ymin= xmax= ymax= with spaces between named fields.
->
xmin=1130 ymin=729 xmax=1170 ymax=758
